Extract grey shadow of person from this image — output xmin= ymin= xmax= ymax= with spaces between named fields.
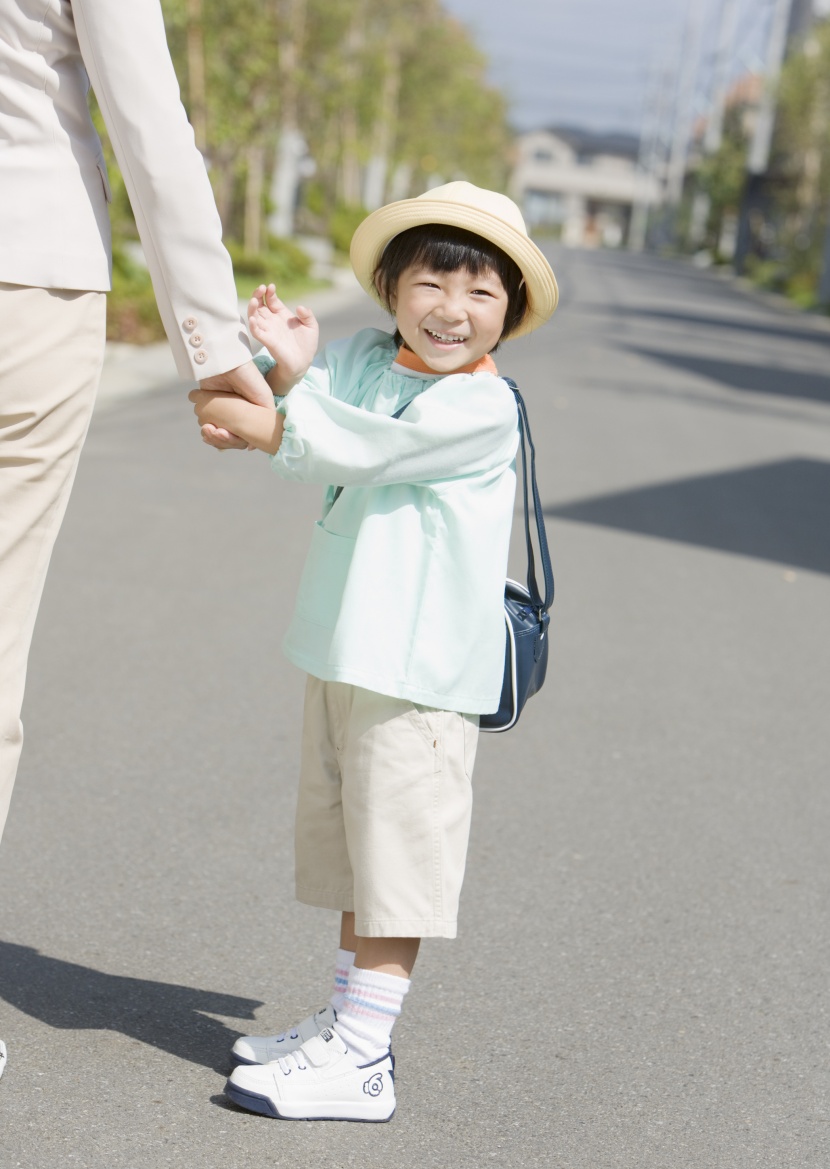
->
xmin=0 ymin=940 xmax=262 ymax=1073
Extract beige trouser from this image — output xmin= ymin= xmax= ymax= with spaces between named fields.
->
xmin=295 ymin=678 xmax=480 ymax=938
xmin=0 ymin=283 xmax=106 ymax=843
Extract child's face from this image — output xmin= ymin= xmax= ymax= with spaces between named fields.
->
xmin=390 ymin=264 xmax=509 ymax=373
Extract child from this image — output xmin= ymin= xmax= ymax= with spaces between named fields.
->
xmin=189 ymin=182 xmax=558 ymax=1122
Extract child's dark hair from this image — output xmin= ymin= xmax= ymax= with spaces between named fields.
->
xmin=373 ymin=224 xmax=527 ymax=349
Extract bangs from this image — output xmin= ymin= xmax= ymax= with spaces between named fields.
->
xmin=377 ymin=224 xmax=521 ymax=287
xmin=385 ymin=225 xmax=513 ymax=279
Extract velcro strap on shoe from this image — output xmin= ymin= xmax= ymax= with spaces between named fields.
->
xmin=302 ymin=1029 xmax=348 ymax=1066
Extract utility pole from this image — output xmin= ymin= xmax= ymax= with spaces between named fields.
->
xmin=814 ymin=20 xmax=830 ymax=309
xmin=689 ymin=0 xmax=741 ymax=248
xmin=748 ymin=0 xmax=796 ymax=175
xmin=630 ymin=68 xmax=672 ymax=251
xmin=704 ymin=0 xmax=742 ymax=156
xmin=665 ymin=0 xmax=705 ymax=208
xmin=733 ymin=0 xmax=810 ymax=272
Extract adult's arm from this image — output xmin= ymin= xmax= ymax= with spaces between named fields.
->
xmin=72 ymin=0 xmax=264 ymax=396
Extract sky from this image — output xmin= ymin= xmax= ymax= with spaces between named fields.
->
xmin=442 ymin=0 xmax=826 ymax=137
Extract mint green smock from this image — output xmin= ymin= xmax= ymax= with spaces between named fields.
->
xmin=265 ymin=328 xmax=519 ymax=714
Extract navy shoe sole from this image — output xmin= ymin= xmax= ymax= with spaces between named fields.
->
xmin=225 ymin=1080 xmax=281 ymax=1118
xmin=223 ymin=1078 xmax=395 ymax=1123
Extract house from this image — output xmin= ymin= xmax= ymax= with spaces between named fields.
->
xmin=509 ymin=127 xmax=662 ymax=247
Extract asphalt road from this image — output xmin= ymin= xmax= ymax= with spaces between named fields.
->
xmin=1 ymin=249 xmax=829 ymax=1168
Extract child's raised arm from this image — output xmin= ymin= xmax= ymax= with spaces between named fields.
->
xmin=248 ymin=283 xmax=319 ymax=395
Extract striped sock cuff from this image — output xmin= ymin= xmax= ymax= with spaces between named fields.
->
xmin=343 ymin=965 xmax=410 ymax=1022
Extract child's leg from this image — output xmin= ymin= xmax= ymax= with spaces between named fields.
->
xmin=225 ymin=688 xmax=475 ymax=1120
xmin=232 ymin=919 xmax=418 ymax=1069
xmin=328 ymin=691 xmax=476 ymax=1062
xmin=340 ymin=911 xmax=420 ymax=978
xmin=333 ymin=911 xmax=419 ymax=1060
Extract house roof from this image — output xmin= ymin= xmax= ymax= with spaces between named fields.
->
xmin=540 ymin=126 xmax=640 ymax=161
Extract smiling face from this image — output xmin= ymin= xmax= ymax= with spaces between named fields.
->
xmin=390 ymin=264 xmax=509 ymax=374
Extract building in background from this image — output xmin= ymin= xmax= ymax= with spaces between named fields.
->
xmin=509 ymin=127 xmax=662 ymax=247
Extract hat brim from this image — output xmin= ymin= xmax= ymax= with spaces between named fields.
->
xmin=350 ymin=199 xmax=558 ymax=339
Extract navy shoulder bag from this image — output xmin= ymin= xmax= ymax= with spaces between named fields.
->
xmin=480 ymin=378 xmax=554 ymax=732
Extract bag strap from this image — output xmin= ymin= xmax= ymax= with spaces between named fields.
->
xmin=503 ymin=378 xmax=554 ymax=616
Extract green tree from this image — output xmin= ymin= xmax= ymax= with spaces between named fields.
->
xmin=696 ymin=107 xmax=750 ymax=257
xmin=93 ymin=0 xmax=514 ymax=337
xmin=763 ymin=20 xmax=830 ymax=304
xmin=296 ymin=0 xmax=510 ymax=229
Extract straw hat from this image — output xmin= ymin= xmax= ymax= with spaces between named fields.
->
xmin=349 ymin=181 xmax=559 ymax=339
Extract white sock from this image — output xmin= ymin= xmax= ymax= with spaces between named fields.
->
xmin=330 ymin=948 xmax=355 ymax=1015
xmin=334 ymin=965 xmax=410 ymax=1064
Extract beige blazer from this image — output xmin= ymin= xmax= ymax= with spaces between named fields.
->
xmin=0 ymin=0 xmax=251 ymax=380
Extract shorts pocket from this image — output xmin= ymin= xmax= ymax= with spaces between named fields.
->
xmin=294 ymin=521 xmax=355 ymax=628
xmin=410 ymin=704 xmax=443 ymax=750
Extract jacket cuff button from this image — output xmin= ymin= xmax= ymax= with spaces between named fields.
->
xmin=194 ymin=351 xmax=207 ymax=365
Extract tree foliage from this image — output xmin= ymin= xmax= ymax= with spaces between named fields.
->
xmin=91 ymin=0 xmax=510 ymax=337
xmin=114 ymin=0 xmax=510 ymax=249
xmin=761 ymin=20 xmax=830 ymax=304
xmin=696 ymin=108 xmax=749 ymax=251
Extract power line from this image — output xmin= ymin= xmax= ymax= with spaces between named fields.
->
xmin=704 ymin=0 xmax=742 ymax=154
xmin=666 ymin=0 xmax=706 ymax=205
xmin=748 ymin=0 xmax=795 ymax=173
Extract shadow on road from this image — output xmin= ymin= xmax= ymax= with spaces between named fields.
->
xmin=627 ymin=347 xmax=830 ymax=406
xmin=0 ymin=941 xmax=262 ymax=1071
xmin=582 ymin=304 xmax=830 ymax=350
xmin=547 ymin=457 xmax=830 ymax=575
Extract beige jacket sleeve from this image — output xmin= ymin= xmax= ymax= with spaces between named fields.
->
xmin=72 ymin=0 xmax=251 ymax=380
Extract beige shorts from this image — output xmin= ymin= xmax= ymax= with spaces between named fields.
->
xmin=295 ymin=677 xmax=480 ymax=938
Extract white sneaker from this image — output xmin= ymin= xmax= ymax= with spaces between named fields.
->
xmin=0 ymin=1040 xmax=6 ymax=1082
xmin=231 ymin=1005 xmax=336 ymax=1065
xmin=225 ymin=1026 xmax=395 ymax=1122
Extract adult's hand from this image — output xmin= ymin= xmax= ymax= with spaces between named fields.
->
xmin=199 ymin=360 xmax=272 ymax=405
xmin=197 ymin=360 xmax=271 ymax=450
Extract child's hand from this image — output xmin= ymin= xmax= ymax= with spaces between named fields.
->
xmin=248 ymin=283 xmax=319 ymax=386
xmin=189 ymin=387 xmax=283 ymax=455
xmin=189 ymin=387 xmax=250 ymax=432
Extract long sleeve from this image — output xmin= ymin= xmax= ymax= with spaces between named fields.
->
xmin=274 ymin=373 xmax=519 ymax=490
xmin=71 ymin=0 xmax=251 ymax=380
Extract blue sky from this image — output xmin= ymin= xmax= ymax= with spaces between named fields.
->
xmin=442 ymin=0 xmax=793 ymax=136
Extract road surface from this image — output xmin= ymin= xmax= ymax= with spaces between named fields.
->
xmin=1 ymin=249 xmax=828 ymax=1168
